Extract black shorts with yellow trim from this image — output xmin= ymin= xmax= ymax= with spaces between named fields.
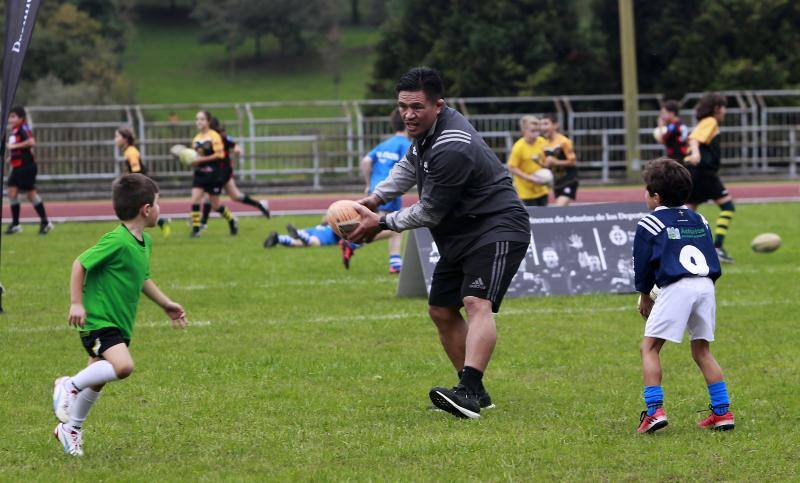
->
xmin=688 ymin=167 xmax=728 ymax=204
xmin=429 ymin=240 xmax=528 ymax=313
xmin=192 ymin=167 xmax=224 ymax=195
xmin=80 ymin=327 xmax=130 ymax=358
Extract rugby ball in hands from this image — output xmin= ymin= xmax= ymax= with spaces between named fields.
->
xmin=532 ymin=168 xmax=554 ymax=186
xmin=326 ymin=200 xmax=362 ymax=238
xmin=170 ymin=144 xmax=197 ymax=166
xmin=751 ymin=233 xmax=781 ymax=253
xmin=652 ymin=126 xmax=667 ymax=141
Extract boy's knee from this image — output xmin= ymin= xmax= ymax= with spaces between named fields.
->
xmin=114 ymin=363 xmax=134 ymax=379
xmin=428 ymin=305 xmax=459 ymax=325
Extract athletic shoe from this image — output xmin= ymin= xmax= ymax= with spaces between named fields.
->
xmin=259 ymin=200 xmax=271 ymax=219
xmin=263 ymin=231 xmax=280 ymax=248
xmin=429 ymin=384 xmax=481 ymax=419
xmin=389 ymin=266 xmax=402 ymax=274
xmin=697 ymin=405 xmax=735 ymax=431
xmin=200 ymin=223 xmax=208 ymax=231
xmin=159 ymin=219 xmax=172 ymax=238
xmin=5 ymin=224 xmax=21 ymax=235
xmin=229 ymin=218 xmax=239 ymax=236
xmin=340 ymin=240 xmax=354 ymax=269
xmin=39 ymin=222 xmax=54 ymax=235
xmin=53 ymin=376 xmax=77 ymax=423
xmin=54 ymin=423 xmax=83 ymax=457
xmin=428 ymin=386 xmax=495 ymax=411
xmin=190 ymin=230 xmax=202 ymax=238
xmin=637 ymin=407 xmax=668 ymax=434
xmin=286 ymin=223 xmax=307 ymax=245
xmin=716 ymin=247 xmax=735 ymax=264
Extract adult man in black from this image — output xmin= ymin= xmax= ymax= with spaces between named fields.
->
xmin=348 ymin=67 xmax=530 ymax=419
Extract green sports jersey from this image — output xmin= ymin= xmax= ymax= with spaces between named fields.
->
xmin=78 ymin=224 xmax=152 ymax=341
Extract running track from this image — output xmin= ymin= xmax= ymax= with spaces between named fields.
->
xmin=3 ymin=182 xmax=798 ymax=223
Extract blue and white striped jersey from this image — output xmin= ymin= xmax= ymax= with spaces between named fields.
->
xmin=633 ymin=206 xmax=721 ymax=293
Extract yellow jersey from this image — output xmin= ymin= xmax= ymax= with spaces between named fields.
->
xmin=123 ymin=145 xmax=143 ymax=174
xmin=507 ymin=136 xmax=549 ymax=200
xmin=542 ymin=133 xmax=577 ymax=187
xmin=687 ymin=117 xmax=722 ymax=171
xmin=192 ymin=130 xmax=225 ymax=160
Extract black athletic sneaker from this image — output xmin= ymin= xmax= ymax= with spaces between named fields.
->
xmin=428 ymin=386 xmax=494 ymax=411
xmin=715 ymin=247 xmax=734 ymax=264
xmin=229 ymin=218 xmax=239 ymax=236
xmin=5 ymin=224 xmax=21 ymax=235
xmin=429 ymin=384 xmax=481 ymax=419
xmin=263 ymin=231 xmax=279 ymax=248
xmin=39 ymin=222 xmax=54 ymax=235
xmin=286 ymin=223 xmax=307 ymax=245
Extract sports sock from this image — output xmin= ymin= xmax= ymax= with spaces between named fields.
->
xmin=296 ymin=229 xmax=312 ymax=245
xmin=217 ymin=205 xmax=234 ymax=221
xmin=201 ymin=201 xmax=212 ymax=225
xmin=460 ymin=366 xmax=483 ymax=393
xmin=278 ymin=235 xmax=295 ymax=246
xmin=10 ymin=200 xmax=20 ymax=225
xmin=33 ymin=202 xmax=49 ymax=225
xmin=707 ymin=381 xmax=730 ymax=415
xmin=714 ymin=201 xmax=735 ymax=248
xmin=389 ymin=254 xmax=402 ymax=271
xmin=66 ymin=388 xmax=100 ymax=432
xmin=191 ymin=204 xmax=201 ymax=232
xmin=643 ymin=385 xmax=664 ymax=416
xmin=70 ymin=360 xmax=118 ymax=391
xmin=237 ymin=193 xmax=266 ymax=213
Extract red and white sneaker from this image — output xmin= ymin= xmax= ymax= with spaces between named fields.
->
xmin=697 ymin=406 xmax=735 ymax=431
xmin=54 ymin=423 xmax=83 ymax=456
xmin=637 ymin=407 xmax=668 ymax=434
xmin=53 ymin=376 xmax=78 ymax=423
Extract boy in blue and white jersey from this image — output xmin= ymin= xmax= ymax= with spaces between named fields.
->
xmin=633 ymin=157 xmax=734 ymax=434
xmin=361 ymin=109 xmax=411 ymax=273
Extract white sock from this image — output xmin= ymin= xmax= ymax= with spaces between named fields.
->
xmin=70 ymin=360 xmax=118 ymax=391
xmin=67 ymin=388 xmax=101 ymax=431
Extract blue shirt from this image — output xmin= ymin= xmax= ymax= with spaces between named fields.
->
xmin=367 ymin=134 xmax=411 ymax=212
xmin=633 ymin=206 xmax=721 ymax=293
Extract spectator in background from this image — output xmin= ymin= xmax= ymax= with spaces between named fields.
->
xmin=654 ymin=100 xmax=689 ymax=161
xmin=360 ymin=109 xmax=411 ymax=273
xmin=507 ymin=115 xmax=550 ymax=207
xmin=540 ymin=113 xmax=578 ymax=206
xmin=685 ymin=93 xmax=736 ymax=263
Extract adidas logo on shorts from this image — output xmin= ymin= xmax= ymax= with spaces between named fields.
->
xmin=469 ymin=277 xmax=486 ymax=290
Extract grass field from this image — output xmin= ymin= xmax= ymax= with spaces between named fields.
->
xmin=0 ymin=203 xmax=798 ymax=480
xmin=123 ymin=19 xmax=379 ymax=104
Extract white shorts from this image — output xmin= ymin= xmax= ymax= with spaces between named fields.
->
xmin=644 ymin=277 xmax=716 ymax=343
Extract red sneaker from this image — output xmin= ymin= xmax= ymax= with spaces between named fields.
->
xmin=637 ymin=407 xmax=668 ymax=434
xmin=340 ymin=240 xmax=354 ymax=270
xmin=697 ymin=406 xmax=735 ymax=431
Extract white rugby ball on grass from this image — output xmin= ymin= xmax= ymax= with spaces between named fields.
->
xmin=751 ymin=233 xmax=781 ymax=253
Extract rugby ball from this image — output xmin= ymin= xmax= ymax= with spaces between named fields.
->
xmin=170 ymin=144 xmax=197 ymax=166
xmin=652 ymin=126 xmax=667 ymax=141
xmin=326 ymin=200 xmax=361 ymax=238
xmin=751 ymin=233 xmax=781 ymax=253
xmin=532 ymin=168 xmax=554 ymax=186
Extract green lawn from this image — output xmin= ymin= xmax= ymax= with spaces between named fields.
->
xmin=123 ymin=19 xmax=379 ymax=104
xmin=0 ymin=203 xmax=798 ymax=479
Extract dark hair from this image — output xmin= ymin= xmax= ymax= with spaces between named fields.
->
xmin=112 ymin=173 xmax=159 ymax=221
xmin=389 ymin=108 xmax=404 ymax=132
xmin=395 ymin=67 xmax=444 ymax=103
xmin=662 ymin=100 xmax=680 ymax=115
xmin=198 ymin=110 xmax=213 ymax=126
xmin=541 ymin=112 xmax=559 ymax=124
xmin=642 ymin=157 xmax=693 ymax=206
xmin=10 ymin=106 xmax=26 ymax=119
xmin=116 ymin=127 xmax=136 ymax=147
xmin=695 ymin=93 xmax=726 ymax=120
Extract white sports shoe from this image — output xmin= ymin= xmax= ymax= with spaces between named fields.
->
xmin=54 ymin=423 xmax=83 ymax=456
xmin=53 ymin=376 xmax=77 ymax=423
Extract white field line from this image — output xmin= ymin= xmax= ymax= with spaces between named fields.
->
xmin=0 ymin=298 xmax=788 ymax=335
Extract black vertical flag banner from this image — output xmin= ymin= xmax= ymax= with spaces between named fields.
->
xmin=0 ymin=0 xmax=43 ymax=312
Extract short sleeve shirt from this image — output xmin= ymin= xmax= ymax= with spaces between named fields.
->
xmin=507 ymin=136 xmax=549 ymax=200
xmin=78 ymin=224 xmax=152 ymax=341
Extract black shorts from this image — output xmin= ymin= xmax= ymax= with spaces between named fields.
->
xmin=429 ymin=240 xmax=528 ymax=313
xmin=522 ymin=194 xmax=548 ymax=207
xmin=80 ymin=327 xmax=130 ymax=358
xmin=220 ymin=164 xmax=233 ymax=184
xmin=193 ymin=168 xmax=224 ymax=195
xmin=554 ymin=180 xmax=579 ymax=200
xmin=688 ymin=167 xmax=728 ymax=204
xmin=8 ymin=163 xmax=37 ymax=191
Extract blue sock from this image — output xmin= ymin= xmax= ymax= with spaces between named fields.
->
xmin=643 ymin=385 xmax=664 ymax=416
xmin=349 ymin=242 xmax=360 ymax=250
xmin=708 ymin=381 xmax=730 ymax=415
xmin=278 ymin=235 xmax=294 ymax=246
xmin=389 ymin=254 xmax=402 ymax=270
xmin=297 ymin=230 xmax=312 ymax=245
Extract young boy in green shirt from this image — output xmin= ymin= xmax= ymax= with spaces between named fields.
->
xmin=52 ymin=174 xmax=187 ymax=456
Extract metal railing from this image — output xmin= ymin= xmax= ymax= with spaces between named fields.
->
xmin=17 ymin=90 xmax=800 ymax=189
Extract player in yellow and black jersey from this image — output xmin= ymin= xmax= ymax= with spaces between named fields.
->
xmin=188 ymin=111 xmax=238 ymax=238
xmin=684 ymin=93 xmax=736 ymax=263
xmin=198 ymin=117 xmax=270 ymax=228
xmin=114 ymin=127 xmax=171 ymax=237
xmin=540 ymin=113 xmax=578 ymax=206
